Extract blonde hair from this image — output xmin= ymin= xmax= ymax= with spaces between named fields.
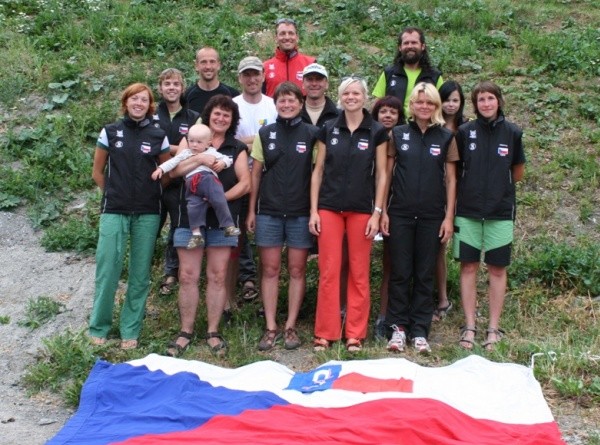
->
xmin=337 ymin=77 xmax=368 ymax=109
xmin=408 ymin=82 xmax=445 ymax=126
xmin=158 ymin=68 xmax=185 ymax=90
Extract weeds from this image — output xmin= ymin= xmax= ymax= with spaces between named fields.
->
xmin=19 ymin=296 xmax=64 ymax=329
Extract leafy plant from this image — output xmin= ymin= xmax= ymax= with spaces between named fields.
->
xmin=19 ymin=296 xmax=64 ymax=329
xmin=0 ymin=315 xmax=10 ymax=324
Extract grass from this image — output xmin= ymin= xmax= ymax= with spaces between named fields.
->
xmin=2 ymin=0 xmax=598 ymax=441
xmin=18 ymin=296 xmax=64 ymax=329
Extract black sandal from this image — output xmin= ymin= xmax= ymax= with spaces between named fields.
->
xmin=166 ymin=331 xmax=193 ymax=357
xmin=159 ymin=275 xmax=178 ymax=295
xmin=458 ymin=326 xmax=477 ymax=350
xmin=241 ymin=282 xmax=259 ymax=302
xmin=482 ymin=328 xmax=505 ymax=351
xmin=206 ymin=332 xmax=228 ymax=356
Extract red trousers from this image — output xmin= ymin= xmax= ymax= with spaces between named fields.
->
xmin=314 ymin=210 xmax=373 ymax=341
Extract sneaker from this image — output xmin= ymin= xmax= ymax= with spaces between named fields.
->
xmin=187 ymin=233 xmax=204 ymax=249
xmin=387 ymin=325 xmax=406 ymax=352
xmin=374 ymin=317 xmax=386 ymax=340
xmin=412 ymin=337 xmax=431 ymax=354
xmin=223 ymin=226 xmax=241 ymax=237
xmin=283 ymin=327 xmax=301 ymax=350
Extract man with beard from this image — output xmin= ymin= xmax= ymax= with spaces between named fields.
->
xmin=299 ymin=63 xmax=339 ymax=127
xmin=372 ymin=27 xmax=443 ymax=116
xmin=185 ymin=47 xmax=239 ymax=114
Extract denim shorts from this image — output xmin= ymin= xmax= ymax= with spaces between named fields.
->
xmin=255 ymin=214 xmax=313 ymax=249
xmin=173 ymin=227 xmax=238 ymax=249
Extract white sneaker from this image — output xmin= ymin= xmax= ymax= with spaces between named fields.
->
xmin=412 ymin=337 xmax=431 ymax=354
xmin=387 ymin=325 xmax=406 ymax=352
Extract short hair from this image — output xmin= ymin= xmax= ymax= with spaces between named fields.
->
xmin=120 ymin=83 xmax=155 ymax=116
xmin=201 ymin=94 xmax=240 ymax=137
xmin=273 ymin=81 xmax=304 ymax=104
xmin=372 ymin=96 xmax=405 ymax=126
xmin=439 ymin=80 xmax=465 ymax=126
xmin=337 ymin=77 xmax=368 ymax=108
xmin=407 ymin=82 xmax=445 ymax=126
xmin=158 ymin=68 xmax=185 ymax=90
xmin=471 ymin=80 xmax=505 ymax=114
xmin=195 ymin=46 xmax=220 ymax=62
xmin=275 ymin=18 xmax=297 ymax=33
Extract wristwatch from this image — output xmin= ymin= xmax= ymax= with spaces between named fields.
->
xmin=374 ymin=206 xmax=383 ymax=215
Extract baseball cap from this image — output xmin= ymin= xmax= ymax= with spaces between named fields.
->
xmin=238 ymin=56 xmax=263 ymax=73
xmin=303 ymin=63 xmax=328 ymax=79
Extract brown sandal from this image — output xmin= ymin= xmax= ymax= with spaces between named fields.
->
xmin=258 ymin=329 xmax=281 ymax=351
xmin=346 ymin=338 xmax=362 ymax=353
xmin=482 ymin=328 xmax=505 ymax=351
xmin=459 ymin=326 xmax=477 ymax=350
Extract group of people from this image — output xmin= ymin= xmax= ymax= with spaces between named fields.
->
xmin=88 ymin=22 xmax=525 ymax=356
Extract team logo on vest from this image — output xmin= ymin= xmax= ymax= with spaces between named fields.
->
xmin=332 ymin=127 xmax=339 ymax=135
xmin=469 ymin=143 xmax=476 ymax=151
xmin=268 ymin=63 xmax=275 ymax=70
xmin=401 ymin=144 xmax=409 ymax=151
xmin=179 ymin=124 xmax=189 ymax=135
xmin=390 ymin=80 xmax=397 ymax=87
xmin=268 ymin=72 xmax=276 ymax=79
xmin=269 ymin=131 xmax=276 ymax=139
xmin=140 ymin=142 xmax=151 ymax=153
xmin=116 ymin=130 xmax=124 ymax=138
xmin=296 ymin=71 xmax=303 ymax=81
xmin=154 ymin=123 xmax=161 ymax=128
xmin=430 ymin=144 xmax=441 ymax=156
xmin=357 ymin=139 xmax=369 ymax=150
xmin=331 ymin=138 xmax=338 ymax=145
xmin=115 ymin=141 xmax=123 ymax=148
xmin=296 ymin=142 xmax=307 ymax=153
xmin=402 ymin=133 xmax=410 ymax=141
xmin=268 ymin=143 xmax=276 ymax=151
xmin=497 ymin=144 xmax=509 ymax=156
xmin=469 ymin=130 xmax=477 ymax=139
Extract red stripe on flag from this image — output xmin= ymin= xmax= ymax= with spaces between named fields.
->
xmin=332 ymin=372 xmax=413 ymax=393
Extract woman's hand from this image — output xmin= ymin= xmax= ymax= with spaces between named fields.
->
xmin=211 ymin=159 xmax=227 ymax=173
xmin=380 ymin=212 xmax=390 ymax=236
xmin=309 ymin=211 xmax=321 ymax=236
xmin=246 ymin=210 xmax=256 ymax=233
xmin=365 ymin=213 xmax=380 ymax=239
xmin=439 ymin=217 xmax=454 ymax=244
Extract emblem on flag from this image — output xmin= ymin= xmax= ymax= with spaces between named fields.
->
xmin=357 ymin=139 xmax=369 ymax=150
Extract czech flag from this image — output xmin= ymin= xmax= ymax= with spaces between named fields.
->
xmin=49 ymin=354 xmax=564 ymax=444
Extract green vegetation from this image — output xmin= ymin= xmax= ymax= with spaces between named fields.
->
xmin=19 ymin=296 xmax=64 ymax=329
xmin=0 ymin=315 xmax=10 ymax=324
xmin=1 ymin=0 xmax=598 ymax=440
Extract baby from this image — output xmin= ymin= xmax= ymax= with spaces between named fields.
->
xmin=152 ymin=124 xmax=240 ymax=249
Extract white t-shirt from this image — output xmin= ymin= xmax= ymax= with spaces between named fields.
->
xmin=233 ymin=94 xmax=277 ymax=140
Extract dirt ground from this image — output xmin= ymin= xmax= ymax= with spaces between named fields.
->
xmin=0 ymin=210 xmax=596 ymax=444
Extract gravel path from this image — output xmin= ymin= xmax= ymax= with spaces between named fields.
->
xmin=0 ymin=211 xmax=95 ymax=445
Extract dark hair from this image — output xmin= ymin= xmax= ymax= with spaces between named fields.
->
xmin=393 ymin=26 xmax=433 ymax=71
xmin=372 ymin=95 xmax=405 ymax=126
xmin=439 ymin=80 xmax=465 ymax=127
xmin=471 ymin=80 xmax=505 ymax=116
xmin=273 ymin=81 xmax=304 ymax=104
xmin=201 ymin=94 xmax=240 ymax=137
